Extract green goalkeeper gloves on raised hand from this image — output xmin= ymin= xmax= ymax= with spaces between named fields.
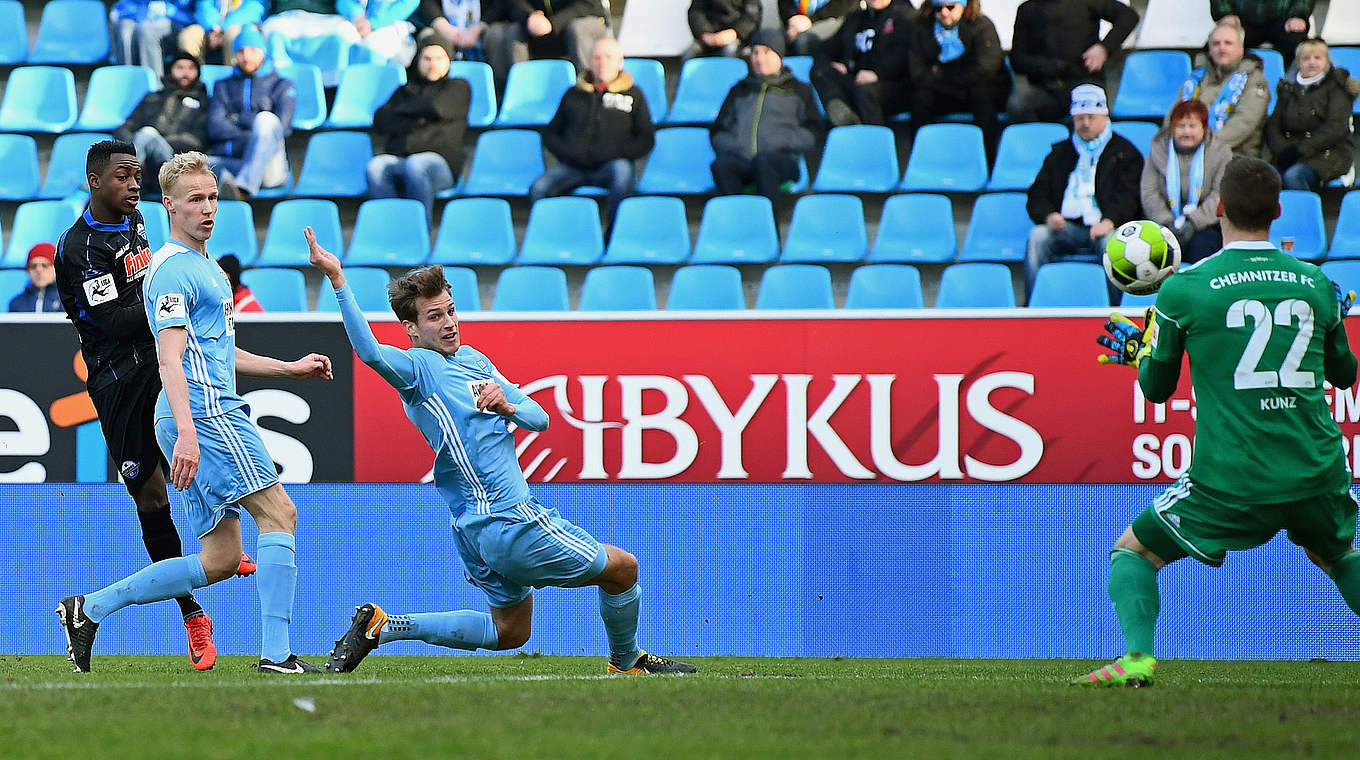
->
xmin=1097 ymin=309 xmax=1155 ymax=368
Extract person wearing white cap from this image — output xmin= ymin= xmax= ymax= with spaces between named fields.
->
xmin=1024 ymin=83 xmax=1143 ymax=304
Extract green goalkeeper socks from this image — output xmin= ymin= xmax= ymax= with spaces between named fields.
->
xmin=1108 ymin=547 xmax=1159 ymax=655
xmin=1328 ymin=550 xmax=1360 ymax=615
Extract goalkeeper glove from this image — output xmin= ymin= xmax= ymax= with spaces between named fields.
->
xmin=1097 ymin=309 xmax=1155 ymax=368
xmin=1335 ymin=282 xmax=1355 ymax=317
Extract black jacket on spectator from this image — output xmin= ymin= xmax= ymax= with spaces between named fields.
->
xmin=909 ymin=12 xmax=1006 ymax=92
xmin=419 ymin=0 xmax=513 ymax=26
xmin=826 ymin=1 xmax=912 ymax=79
xmin=542 ymin=71 xmax=656 ymax=171
xmin=711 ymin=68 xmax=821 ymax=159
xmin=503 ymin=0 xmax=606 ymax=28
xmin=777 ymin=0 xmax=859 ymax=24
xmin=1009 ymin=0 xmax=1139 ymax=87
xmin=114 ymin=72 xmax=210 ymax=152
xmin=1209 ymin=1 xmax=1314 ymax=24
xmin=688 ymin=0 xmax=762 ymax=44
xmin=372 ymin=75 xmax=473 ymax=173
xmin=1027 ymin=132 xmax=1144 ymax=225
xmin=1266 ymin=66 xmax=1360 ymax=183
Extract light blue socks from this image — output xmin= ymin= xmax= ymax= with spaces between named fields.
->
xmin=599 ymin=584 xmax=641 ymax=666
xmin=256 ymin=532 xmax=297 ymax=663
xmin=379 ymin=610 xmax=500 ymax=650
xmin=83 ymin=555 xmax=209 ymax=623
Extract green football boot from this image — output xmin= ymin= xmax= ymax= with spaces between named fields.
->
xmin=1070 ymin=654 xmax=1157 ymax=687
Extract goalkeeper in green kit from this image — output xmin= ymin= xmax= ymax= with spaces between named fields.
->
xmin=1075 ymin=157 xmax=1360 ymax=687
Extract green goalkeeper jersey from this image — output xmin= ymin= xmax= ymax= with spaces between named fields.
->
xmin=1141 ymin=240 xmax=1358 ymax=503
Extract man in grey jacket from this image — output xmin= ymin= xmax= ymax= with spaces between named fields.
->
xmin=1167 ymin=21 xmax=1270 ymax=158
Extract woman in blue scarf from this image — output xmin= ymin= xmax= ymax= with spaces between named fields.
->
xmin=1140 ymin=100 xmax=1232 ymax=264
xmin=907 ymin=0 xmax=1010 ymax=164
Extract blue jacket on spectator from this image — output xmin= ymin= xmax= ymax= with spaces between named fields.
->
xmin=337 ymin=0 xmax=420 ymax=28
xmin=193 ymin=0 xmax=267 ymax=30
xmin=113 ymin=0 xmax=196 ymax=25
xmin=8 ymin=283 xmax=62 ymax=313
xmin=206 ymin=65 xmax=297 ymax=158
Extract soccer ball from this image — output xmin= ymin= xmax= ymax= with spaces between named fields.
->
xmin=1103 ymin=220 xmax=1181 ymax=295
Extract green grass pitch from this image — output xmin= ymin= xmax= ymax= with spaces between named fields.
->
xmin=4 ymin=655 xmax=1360 ymax=758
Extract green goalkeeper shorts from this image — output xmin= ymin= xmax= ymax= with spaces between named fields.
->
xmin=1132 ymin=475 xmax=1359 ymax=567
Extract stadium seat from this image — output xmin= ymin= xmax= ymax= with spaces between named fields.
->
xmin=1027 ymin=262 xmax=1110 ymax=307
xmin=4 ymin=200 xmax=80 ymax=267
xmin=0 ymin=269 xmax=29 ymax=305
xmin=277 ymin=64 xmax=327 ymax=130
xmin=0 ymin=0 xmax=26 ymax=65
xmin=812 ymin=125 xmax=900 ymax=193
xmin=205 ymin=200 xmax=258 ymax=262
xmin=782 ymin=55 xmax=824 ymax=115
xmin=446 ymin=265 xmax=481 ymax=311
xmin=199 ymin=64 xmax=235 ymax=96
xmin=0 ymin=134 xmax=41 ymax=201
xmin=845 ymin=264 xmax=925 ymax=309
xmin=603 ymin=195 xmax=690 ymax=264
xmin=518 ymin=197 xmax=605 ymax=265
xmin=346 ymin=199 xmax=430 ymax=266
xmin=935 ymin=262 xmax=1016 ymax=308
xmin=870 ymin=193 xmax=956 ymax=263
xmin=258 ymin=199 xmax=343 ymax=267
xmin=137 ymin=200 xmax=169 ymax=250
xmin=665 ymin=56 xmax=746 ymax=124
xmin=900 ymin=124 xmax=988 ymax=191
xmin=76 ymin=66 xmax=157 ymax=132
xmin=1119 ymin=290 xmax=1157 ymax=308
xmin=623 ymin=57 xmax=668 ymax=121
xmin=987 ymin=123 xmax=1068 ymax=191
xmin=1111 ymin=51 xmax=1192 ymax=119
xmin=1252 ymin=48 xmax=1285 ymax=112
xmin=40 ymin=132 xmax=109 ymax=200
xmin=1321 ymin=261 xmax=1360 ymax=301
xmin=294 ymin=131 xmax=372 ymax=197
xmin=1270 ymin=190 xmax=1326 ymax=259
xmin=30 ymin=0 xmax=110 ymax=65
xmin=314 ymin=266 xmax=391 ymax=312
xmin=0 ymin=66 xmax=79 ymax=133
xmin=252 ymin=163 xmax=294 ymax=199
xmin=579 ymin=265 xmax=657 ymax=310
xmin=1135 ymin=0 xmax=1214 ymax=49
xmin=1330 ymin=48 xmax=1360 ymax=114
xmin=266 ymin=31 xmax=353 ymax=88
xmin=492 ymin=266 xmax=570 ymax=311
xmin=636 ymin=127 xmax=716 ymax=194
xmin=666 ymin=264 xmax=745 ymax=310
xmin=431 ymin=197 xmax=517 ymax=265
xmin=449 ymin=61 xmax=497 ymax=127
xmin=1111 ymin=120 xmax=1159 ymax=158
xmin=460 ymin=129 xmax=544 ymax=196
xmin=1328 ymin=191 xmax=1360 ymax=259
xmin=780 ymin=194 xmax=868 ymax=263
xmin=241 ymin=268 xmax=308 ymax=311
xmin=958 ymin=192 xmax=1032 ymax=263
xmin=325 ymin=64 xmax=405 ymax=129
xmin=691 ymin=195 xmax=780 ymax=264
xmin=755 ymin=264 xmax=835 ymax=309
xmin=496 ymin=59 xmax=576 ymax=127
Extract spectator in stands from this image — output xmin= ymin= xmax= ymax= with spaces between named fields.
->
xmin=206 ymin=27 xmax=297 ymax=199
xmin=1171 ymin=20 xmax=1270 ymax=159
xmin=8 ymin=244 xmax=62 ymax=313
xmin=1007 ymin=0 xmax=1139 ymax=123
xmin=347 ymin=0 xmax=421 ymax=67
xmin=710 ymin=29 xmax=821 ymax=206
xmin=530 ymin=37 xmax=654 ymax=232
xmin=483 ymin=0 xmax=609 ymax=96
xmin=1211 ymin=1 xmax=1314 ymax=68
xmin=260 ymin=1 xmax=361 ymax=85
xmin=180 ymin=0 xmax=266 ymax=64
xmin=1025 ymin=84 xmax=1142 ymax=302
xmin=218 ymin=254 xmax=265 ymax=312
xmin=417 ymin=0 xmax=488 ymax=62
xmin=810 ymin=0 xmax=912 ymax=126
xmin=1265 ymin=38 xmax=1359 ymax=192
xmin=684 ymin=0 xmax=762 ymax=61
xmin=369 ymin=37 xmax=472 ymax=225
xmin=779 ymin=0 xmax=857 ymax=59
xmin=908 ymin=0 xmax=1008 ymax=163
xmin=1141 ymin=100 xmax=1231 ymax=264
xmin=114 ymin=51 xmax=210 ymax=199
xmin=111 ymin=0 xmax=197 ymax=78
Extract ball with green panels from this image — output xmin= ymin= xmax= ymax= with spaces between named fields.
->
xmin=1103 ymin=220 xmax=1181 ymax=295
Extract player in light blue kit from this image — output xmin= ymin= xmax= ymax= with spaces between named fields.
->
xmin=56 ymin=153 xmax=333 ymax=674
xmin=306 ymin=228 xmax=696 ymax=675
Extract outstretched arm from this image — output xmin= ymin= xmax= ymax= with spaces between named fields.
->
xmin=235 ymin=347 xmax=333 ymax=379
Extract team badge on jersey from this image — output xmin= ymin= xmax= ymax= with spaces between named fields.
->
xmin=83 ymin=273 xmax=118 ymax=306
xmin=156 ymin=293 xmax=186 ymax=321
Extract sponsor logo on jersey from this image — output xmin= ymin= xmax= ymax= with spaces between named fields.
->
xmin=122 ymin=245 xmax=153 ymax=281
xmin=119 ymin=460 xmax=140 ymax=480
xmin=83 ymin=273 xmax=118 ymax=306
xmin=157 ymin=293 xmax=186 ymax=320
xmin=467 ymin=379 xmax=495 ymax=408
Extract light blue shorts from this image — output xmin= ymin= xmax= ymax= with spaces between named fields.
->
xmin=452 ymin=497 xmax=609 ymax=609
xmin=155 ymin=406 xmax=280 ymax=538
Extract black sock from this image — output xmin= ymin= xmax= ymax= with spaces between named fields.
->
xmin=137 ymin=506 xmax=203 ymax=619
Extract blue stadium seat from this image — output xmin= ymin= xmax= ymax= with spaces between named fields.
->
xmin=870 ymin=193 xmax=956 ymax=263
xmin=445 ymin=265 xmax=481 ymax=311
xmin=781 ymin=194 xmax=868 ymax=263
xmin=461 ymin=129 xmax=544 ymax=196
xmin=1331 ymin=48 xmax=1360 ymax=114
xmin=1111 ymin=120 xmax=1159 ymax=158
xmin=496 ymin=59 xmax=576 ymax=127
xmin=76 ymin=66 xmax=156 ymax=131
xmin=294 ymin=131 xmax=372 ymax=197
xmin=1111 ymin=50 xmax=1192 ymax=119
xmin=1119 ymin=290 xmax=1157 ymax=308
xmin=603 ymin=196 xmax=690 ymax=264
xmin=314 ymin=267 xmax=391 ymax=312
xmin=205 ymin=200 xmax=258 ymax=263
xmin=1270 ymin=190 xmax=1326 ymax=259
xmin=666 ymin=56 xmax=746 ymax=124
xmin=4 ymin=200 xmax=79 ymax=266
xmin=0 ymin=66 xmax=78 ymax=133
xmin=0 ymin=134 xmax=40 ymax=201
xmin=812 ymin=125 xmax=900 ymax=193
xmin=258 ymin=199 xmax=343 ymax=267
xmin=579 ymin=265 xmax=658 ymax=310
xmin=1321 ymin=261 xmax=1360 ymax=303
xmin=958 ymin=193 xmax=1032 ymax=262
xmin=636 ymin=127 xmax=716 ymax=194
xmin=277 ymin=63 xmax=327 ymax=130
xmin=492 ymin=266 xmax=570 ymax=311
xmin=30 ymin=0 xmax=110 ymax=65
xmin=137 ymin=200 xmax=169 ymax=250
xmin=1328 ymin=191 xmax=1360 ymax=259
xmin=449 ymin=61 xmax=497 ymax=127
xmin=691 ymin=195 xmax=780 ymax=264
xmin=325 ymin=64 xmax=404 ymax=129
xmin=241 ymin=268 xmax=308 ymax=311
xmin=0 ymin=269 xmax=29 ymax=305
xmin=935 ymin=262 xmax=1016 ymax=308
xmin=845 ymin=264 xmax=924 ymax=309
xmin=0 ymin=0 xmax=27 ymax=65
xmin=253 ymin=163 xmax=294 ymax=199
xmin=781 ymin=55 xmax=824 ymax=115
xmin=1252 ymin=48 xmax=1284 ymax=112
xmin=199 ymin=63 xmax=235 ymax=96
xmin=988 ymin=123 xmax=1068 ymax=191
xmin=266 ymin=31 xmax=353 ymax=88
xmin=518 ymin=197 xmax=604 ymax=265
xmin=666 ymin=264 xmax=745 ymax=310
xmin=346 ymin=199 xmax=430 ymax=266
xmin=41 ymin=132 xmax=109 ymax=199
xmin=431 ymin=197 xmax=517 ymax=265
xmin=623 ymin=57 xmax=668 ymax=121
xmin=1027 ymin=262 xmax=1110 ymax=307
xmin=901 ymin=124 xmax=988 ymax=191
xmin=755 ymin=264 xmax=835 ymax=309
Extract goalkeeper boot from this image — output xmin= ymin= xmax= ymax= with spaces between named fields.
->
xmin=1070 ymin=653 xmax=1157 ymax=687
xmin=56 ymin=595 xmax=98 ymax=673
xmin=325 ymin=603 xmax=388 ymax=673
xmin=607 ymin=650 xmax=697 ymax=675
xmin=258 ymin=654 xmax=323 ymax=674
xmin=184 ymin=612 xmax=216 ymax=671
xmin=236 ymin=552 xmax=257 ymax=577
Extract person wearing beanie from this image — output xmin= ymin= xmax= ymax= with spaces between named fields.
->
xmin=179 ymin=0 xmax=267 ymax=65
xmin=110 ymin=0 xmax=197 ymax=78
xmin=1169 ymin=20 xmax=1270 ymax=158
xmin=115 ymin=50 xmax=210 ymax=198
xmin=7 ymin=243 xmax=62 ymax=313
xmin=811 ymin=0 xmax=913 ymax=126
xmin=205 ymin=26 xmax=296 ymax=198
